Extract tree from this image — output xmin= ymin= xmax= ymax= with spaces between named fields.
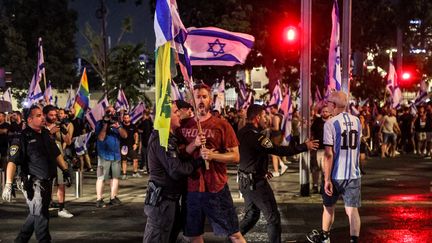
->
xmin=107 ymin=43 xmax=151 ymax=105
xmin=0 ymin=0 xmax=77 ymax=92
xmin=80 ymin=11 xmax=152 ymax=105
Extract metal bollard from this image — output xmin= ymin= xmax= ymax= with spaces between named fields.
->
xmin=75 ymin=171 xmax=83 ymax=198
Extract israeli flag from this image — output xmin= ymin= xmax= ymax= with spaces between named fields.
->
xmin=386 ymin=61 xmax=401 ymax=108
xmin=44 ymin=81 xmax=53 ymax=105
xmin=130 ymin=102 xmax=146 ymax=124
xmin=28 ymin=82 xmax=44 ymax=105
xmin=269 ymin=82 xmax=282 ymax=109
xmin=327 ymin=0 xmax=342 ymax=92
xmin=185 ymin=27 xmax=255 ymax=66
xmin=115 ymin=88 xmax=129 ymax=112
xmin=280 ymin=90 xmax=293 ymax=145
xmin=65 ymin=85 xmax=75 ymax=110
xmin=86 ymin=97 xmax=109 ymax=130
xmin=74 ymin=132 xmax=93 ymax=156
xmin=28 ymin=37 xmax=45 ymax=105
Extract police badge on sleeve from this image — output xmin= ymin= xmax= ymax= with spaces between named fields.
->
xmin=260 ymin=137 xmax=273 ymax=148
xmin=9 ymin=145 xmax=19 ymax=157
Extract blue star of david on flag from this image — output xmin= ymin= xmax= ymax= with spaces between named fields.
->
xmin=207 ymin=39 xmax=226 ymax=56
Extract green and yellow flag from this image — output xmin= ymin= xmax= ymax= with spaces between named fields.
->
xmin=154 ymin=42 xmax=173 ymax=149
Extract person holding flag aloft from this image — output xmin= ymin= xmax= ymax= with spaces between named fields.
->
xmin=178 ymin=83 xmax=246 ymax=243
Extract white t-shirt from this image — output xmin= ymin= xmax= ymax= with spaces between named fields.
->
xmin=323 ymin=112 xmax=362 ymax=180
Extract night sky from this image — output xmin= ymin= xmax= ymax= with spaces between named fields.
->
xmin=68 ymin=0 xmax=155 ymax=54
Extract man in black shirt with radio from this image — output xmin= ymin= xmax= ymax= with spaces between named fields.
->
xmin=2 ymin=105 xmax=71 ymax=243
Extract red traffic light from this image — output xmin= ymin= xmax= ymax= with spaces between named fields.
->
xmin=283 ymin=26 xmax=298 ymax=43
xmin=401 ymin=72 xmax=411 ymax=80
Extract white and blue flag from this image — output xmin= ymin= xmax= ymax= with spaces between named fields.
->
xmin=74 ymin=132 xmax=93 ymax=156
xmin=185 ymin=27 xmax=255 ymax=66
xmin=65 ymin=85 xmax=75 ymax=110
xmin=155 ymin=0 xmax=192 ymax=84
xmin=386 ymin=61 xmax=401 ymax=108
xmin=86 ymin=97 xmax=109 ymax=130
xmin=44 ymin=81 xmax=53 ymax=105
xmin=269 ymin=81 xmax=282 ymax=109
xmin=28 ymin=82 xmax=44 ymax=105
xmin=27 ymin=37 xmax=45 ymax=105
xmin=130 ymin=102 xmax=146 ymax=124
xmin=280 ymin=90 xmax=293 ymax=145
xmin=115 ymin=88 xmax=129 ymax=112
xmin=414 ymin=78 xmax=428 ymax=106
xmin=327 ymin=0 xmax=342 ymax=92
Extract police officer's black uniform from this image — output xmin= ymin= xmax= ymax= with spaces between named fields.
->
xmin=237 ymin=123 xmax=308 ymax=243
xmin=143 ymin=130 xmax=199 ymax=243
xmin=8 ymin=126 xmax=64 ymax=243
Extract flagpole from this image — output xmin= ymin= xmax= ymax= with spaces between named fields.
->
xmin=43 ymin=69 xmax=47 ymax=91
xmin=187 ymin=76 xmax=210 ymax=170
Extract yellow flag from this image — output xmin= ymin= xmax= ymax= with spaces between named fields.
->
xmin=154 ymin=42 xmax=172 ymax=149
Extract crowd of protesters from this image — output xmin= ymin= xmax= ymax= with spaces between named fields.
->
xmin=1 ymin=91 xmax=430 ymax=242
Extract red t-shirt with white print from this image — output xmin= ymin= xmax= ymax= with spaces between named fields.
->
xmin=178 ymin=115 xmax=239 ymax=193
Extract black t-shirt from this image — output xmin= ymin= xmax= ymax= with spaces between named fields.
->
xmin=71 ymin=118 xmax=84 ymax=137
xmin=121 ymin=123 xmax=137 ymax=146
xmin=137 ymin=119 xmax=153 ymax=147
xmin=311 ymin=117 xmax=326 ymax=149
xmin=0 ymin=122 xmax=10 ymax=153
xmin=399 ymin=113 xmax=414 ymax=133
xmin=8 ymin=127 xmax=61 ymax=180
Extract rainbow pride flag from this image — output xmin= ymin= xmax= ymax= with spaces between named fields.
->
xmin=73 ymin=68 xmax=90 ymax=119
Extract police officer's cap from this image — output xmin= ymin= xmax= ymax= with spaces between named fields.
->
xmin=175 ymin=100 xmax=193 ymax=110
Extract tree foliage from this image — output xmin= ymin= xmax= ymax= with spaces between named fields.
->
xmin=80 ymin=14 xmax=152 ymax=106
xmin=0 ymin=0 xmax=77 ymax=92
xmin=107 ymin=43 xmax=151 ymax=105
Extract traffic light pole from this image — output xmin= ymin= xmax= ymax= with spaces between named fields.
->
xmin=341 ymin=0 xmax=352 ymax=94
xmin=299 ymin=0 xmax=312 ymax=197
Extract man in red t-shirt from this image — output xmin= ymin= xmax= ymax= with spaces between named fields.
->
xmin=178 ymin=83 xmax=246 ymax=243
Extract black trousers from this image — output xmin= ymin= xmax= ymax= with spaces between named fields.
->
xmin=239 ymin=180 xmax=281 ymax=243
xmin=140 ymin=146 xmax=149 ymax=172
xmin=143 ymin=198 xmax=182 ymax=243
xmin=15 ymin=178 xmax=52 ymax=243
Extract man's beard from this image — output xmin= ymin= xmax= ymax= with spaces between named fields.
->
xmin=46 ymin=117 xmax=56 ymax=124
xmin=198 ymin=102 xmax=209 ymax=116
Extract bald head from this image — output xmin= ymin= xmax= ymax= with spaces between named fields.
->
xmin=327 ymin=91 xmax=348 ymax=109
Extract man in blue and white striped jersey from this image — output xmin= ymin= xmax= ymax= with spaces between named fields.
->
xmin=307 ymin=91 xmax=362 ymax=243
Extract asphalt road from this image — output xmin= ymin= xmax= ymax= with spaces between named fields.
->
xmin=1 ymin=154 xmax=431 ymax=242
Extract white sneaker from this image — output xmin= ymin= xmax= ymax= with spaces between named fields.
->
xmin=58 ymin=209 xmax=74 ymax=218
xmin=132 ymin=172 xmax=142 ymax=178
xmin=272 ymin=171 xmax=280 ymax=177
xmin=280 ymin=164 xmax=288 ymax=175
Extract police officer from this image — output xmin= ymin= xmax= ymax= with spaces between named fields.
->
xmin=2 ymin=105 xmax=72 ymax=243
xmin=237 ymin=104 xmax=318 ymax=243
xmin=143 ymin=103 xmax=201 ymax=243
